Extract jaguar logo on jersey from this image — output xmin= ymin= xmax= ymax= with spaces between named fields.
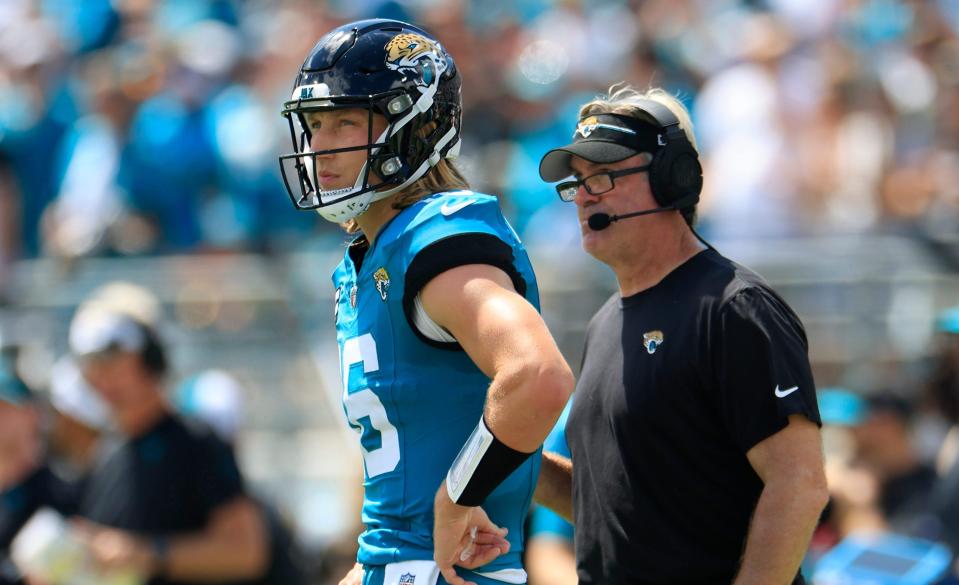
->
xmin=384 ymin=33 xmax=446 ymax=84
xmin=349 ymin=284 xmax=358 ymax=308
xmin=643 ymin=330 xmax=664 ymax=354
xmin=373 ymin=268 xmax=391 ymax=301
xmin=399 ymin=574 xmax=415 ymax=585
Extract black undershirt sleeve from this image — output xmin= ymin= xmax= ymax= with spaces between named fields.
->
xmin=403 ymin=233 xmax=527 ymax=350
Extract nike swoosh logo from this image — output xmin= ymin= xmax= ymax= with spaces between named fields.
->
xmin=774 ymin=385 xmax=799 ymax=398
xmin=440 ymin=199 xmax=475 ymax=216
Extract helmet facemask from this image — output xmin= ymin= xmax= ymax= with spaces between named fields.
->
xmin=279 ymin=94 xmax=406 ymax=223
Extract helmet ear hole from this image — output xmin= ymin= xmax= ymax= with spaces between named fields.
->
xmin=379 ymin=157 xmax=403 ymax=176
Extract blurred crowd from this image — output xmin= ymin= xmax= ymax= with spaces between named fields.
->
xmin=2 ymin=0 xmax=959 ymax=299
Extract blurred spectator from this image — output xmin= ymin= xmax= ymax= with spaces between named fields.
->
xmin=1 ymin=0 xmax=957 ymax=259
xmin=816 ymin=388 xmax=885 ymax=542
xmin=173 ymin=368 xmax=310 ymax=585
xmin=64 ymin=295 xmax=270 ymax=584
xmin=927 ymin=307 xmax=959 ymax=555
xmin=851 ymin=392 xmax=938 ymax=536
xmin=0 ymin=359 xmax=39 ymax=492
xmin=0 ymin=351 xmax=77 ymax=585
xmin=0 ymin=359 xmax=36 ymax=585
xmin=46 ymin=356 xmax=112 ymax=478
xmin=817 ymin=387 xmax=938 ymax=544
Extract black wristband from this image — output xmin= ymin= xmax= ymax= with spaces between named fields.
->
xmin=446 ymin=416 xmax=534 ymax=507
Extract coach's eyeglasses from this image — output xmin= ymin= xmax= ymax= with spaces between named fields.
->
xmin=556 ymin=164 xmax=651 ymax=202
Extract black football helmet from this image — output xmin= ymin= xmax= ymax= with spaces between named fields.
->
xmin=278 ymin=19 xmax=463 ymax=222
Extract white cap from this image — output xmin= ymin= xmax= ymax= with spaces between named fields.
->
xmin=81 ymin=281 xmax=161 ymax=327
xmin=68 ymin=308 xmax=146 ymax=357
xmin=49 ymin=357 xmax=111 ymax=430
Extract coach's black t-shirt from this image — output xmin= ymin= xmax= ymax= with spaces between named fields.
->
xmin=567 ymin=249 xmax=821 ymax=585
xmin=80 ymin=413 xmax=244 ymax=585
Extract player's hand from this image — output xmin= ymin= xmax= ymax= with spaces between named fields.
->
xmin=338 ymin=562 xmax=364 ymax=585
xmin=433 ymin=481 xmax=510 ymax=585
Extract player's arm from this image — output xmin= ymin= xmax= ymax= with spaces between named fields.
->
xmin=732 ymin=415 xmax=828 ymax=585
xmin=422 ymin=263 xmax=574 ymax=584
xmin=423 ymin=264 xmax=573 ymax=452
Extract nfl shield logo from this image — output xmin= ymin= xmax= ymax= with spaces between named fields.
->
xmin=399 ymin=574 xmax=415 ymax=585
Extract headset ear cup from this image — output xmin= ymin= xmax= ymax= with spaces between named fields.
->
xmin=671 ymin=151 xmax=703 ymax=204
xmin=648 ymin=148 xmax=672 ymax=207
xmin=651 ymin=141 xmax=703 ymax=208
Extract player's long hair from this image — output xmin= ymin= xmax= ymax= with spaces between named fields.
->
xmin=342 ymin=121 xmax=470 ymax=234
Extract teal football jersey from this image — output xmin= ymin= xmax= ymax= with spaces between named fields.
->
xmin=332 ymin=191 xmax=542 ymax=581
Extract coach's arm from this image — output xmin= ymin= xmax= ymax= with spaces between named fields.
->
xmin=534 ymin=451 xmax=573 ymax=523
xmin=733 ymin=414 xmax=828 ymax=585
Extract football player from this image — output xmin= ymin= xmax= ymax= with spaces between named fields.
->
xmin=278 ymin=19 xmax=574 ymax=585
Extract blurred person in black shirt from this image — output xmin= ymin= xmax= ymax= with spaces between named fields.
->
xmin=174 ymin=370 xmax=309 ymax=585
xmin=0 ymin=351 xmax=79 ymax=584
xmin=0 ymin=354 xmax=43 ymax=585
xmin=926 ymin=308 xmax=959 ymax=556
xmin=533 ymin=85 xmax=827 ymax=585
xmin=65 ymin=302 xmax=269 ymax=585
xmin=851 ymin=393 xmax=938 ymax=536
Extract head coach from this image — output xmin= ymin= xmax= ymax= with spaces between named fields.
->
xmin=531 ymin=85 xmax=828 ymax=585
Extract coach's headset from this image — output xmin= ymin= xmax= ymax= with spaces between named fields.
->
xmin=633 ymin=98 xmax=704 ymax=212
xmin=540 ymin=98 xmax=704 ymax=229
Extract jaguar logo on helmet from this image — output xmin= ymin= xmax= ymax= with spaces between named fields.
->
xmin=384 ymin=33 xmax=447 ymax=81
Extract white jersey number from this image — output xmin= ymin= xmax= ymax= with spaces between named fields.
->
xmin=340 ymin=334 xmax=400 ymax=477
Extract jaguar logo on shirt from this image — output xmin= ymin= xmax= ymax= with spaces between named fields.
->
xmin=349 ymin=284 xmax=358 ymax=308
xmin=643 ymin=330 xmax=664 ymax=354
xmin=373 ymin=268 xmax=391 ymax=302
